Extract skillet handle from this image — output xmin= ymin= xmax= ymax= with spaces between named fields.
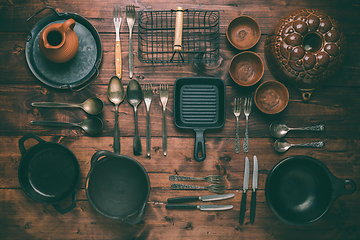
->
xmin=194 ymin=129 xmax=206 ymax=162
xmin=18 ymin=133 xmax=45 ymax=156
xmin=90 ymin=150 xmax=113 ymax=169
xmin=52 ymin=190 xmax=77 ymax=214
xmin=122 ymin=202 xmax=147 ymax=225
xmin=333 ymin=178 xmax=356 ymax=197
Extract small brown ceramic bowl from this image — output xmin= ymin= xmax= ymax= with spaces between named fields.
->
xmin=226 ymin=16 xmax=261 ymax=50
xmin=254 ymin=80 xmax=289 ymax=114
xmin=229 ymin=51 xmax=264 ymax=87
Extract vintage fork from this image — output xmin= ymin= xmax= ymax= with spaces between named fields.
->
xmin=126 ymin=5 xmax=135 ymax=79
xmin=143 ymin=84 xmax=153 ymax=157
xmin=113 ymin=5 xmax=122 ymax=79
xmin=169 ymin=175 xmax=225 ymax=184
xmin=159 ymin=84 xmax=169 ymax=156
xmin=171 ymin=184 xmax=226 ymax=194
xmin=233 ymin=98 xmax=241 ymax=154
xmin=243 ymin=97 xmax=252 ymax=153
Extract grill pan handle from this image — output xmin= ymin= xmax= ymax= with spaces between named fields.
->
xmin=194 ymin=129 xmax=206 ymax=162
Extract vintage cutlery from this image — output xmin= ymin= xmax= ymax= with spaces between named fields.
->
xmin=107 ymin=76 xmax=125 ymax=154
xmin=167 ymin=193 xmax=235 ymax=203
xmin=165 ymin=204 xmax=233 ymax=211
xmin=239 ymin=156 xmax=250 ymax=224
xmin=159 ymin=84 xmax=169 ymax=156
xmin=269 ymin=121 xmax=325 ymax=138
xmin=171 ymin=183 xmax=226 ymax=194
xmin=250 ymin=155 xmax=258 ymax=224
xmin=32 ymin=97 xmax=104 ymax=115
xmin=274 ymin=139 xmax=325 ymax=153
xmin=233 ymin=98 xmax=241 ymax=154
xmin=126 ymin=5 xmax=135 ymax=79
xmin=143 ymin=83 xmax=153 ymax=157
xmin=31 ymin=117 xmax=103 ymax=135
xmin=169 ymin=175 xmax=225 ymax=184
xmin=127 ymin=79 xmax=143 ymax=155
xmin=243 ymin=97 xmax=252 ymax=153
xmin=113 ymin=5 xmax=122 ymax=79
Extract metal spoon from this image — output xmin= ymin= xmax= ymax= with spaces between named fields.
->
xmin=30 ymin=117 xmax=103 ymax=135
xmin=274 ymin=138 xmax=325 ymax=153
xmin=126 ymin=79 xmax=143 ymax=155
xmin=107 ymin=76 xmax=125 ymax=154
xmin=32 ymin=97 xmax=104 ymax=115
xmin=269 ymin=122 xmax=325 ymax=138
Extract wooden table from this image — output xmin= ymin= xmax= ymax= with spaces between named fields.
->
xmin=1 ymin=0 xmax=359 ymax=239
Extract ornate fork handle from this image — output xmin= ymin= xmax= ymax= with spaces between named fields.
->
xmin=295 ymin=141 xmax=325 ymax=148
xmin=235 ymin=116 xmax=240 ymax=154
xmin=171 ymin=183 xmax=204 ymax=190
xmin=169 ymin=175 xmax=203 ymax=181
xmin=243 ymin=116 xmax=249 ymax=153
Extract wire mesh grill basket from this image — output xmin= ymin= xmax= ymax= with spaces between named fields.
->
xmin=138 ymin=9 xmax=220 ymax=64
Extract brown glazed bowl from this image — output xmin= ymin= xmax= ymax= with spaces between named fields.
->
xmin=229 ymin=51 xmax=264 ymax=87
xmin=254 ymin=80 xmax=289 ymax=114
xmin=226 ymin=16 xmax=261 ymax=50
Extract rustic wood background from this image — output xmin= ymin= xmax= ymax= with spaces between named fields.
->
xmin=0 ymin=0 xmax=359 ymax=239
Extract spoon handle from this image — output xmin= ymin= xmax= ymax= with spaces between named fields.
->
xmin=294 ymin=141 xmax=325 ymax=148
xmin=31 ymin=121 xmax=77 ymax=128
xmin=32 ymin=102 xmax=78 ymax=108
xmin=133 ymin=107 xmax=142 ymax=155
xmin=292 ymin=124 xmax=325 ymax=132
xmin=113 ymin=104 xmax=120 ymax=154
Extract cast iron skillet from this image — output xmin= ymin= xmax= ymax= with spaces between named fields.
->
xmin=265 ymin=155 xmax=356 ymax=226
xmin=85 ymin=150 xmax=150 ymax=224
xmin=18 ymin=133 xmax=80 ymax=214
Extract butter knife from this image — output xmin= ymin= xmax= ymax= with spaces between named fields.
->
xmin=166 ymin=204 xmax=233 ymax=211
xmin=167 ymin=193 xmax=234 ymax=203
xmin=250 ymin=155 xmax=258 ymax=224
xmin=239 ymin=156 xmax=249 ymax=224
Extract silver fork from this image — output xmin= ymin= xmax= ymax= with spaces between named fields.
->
xmin=143 ymin=84 xmax=153 ymax=157
xmin=233 ymin=98 xmax=241 ymax=154
xmin=243 ymin=97 xmax=252 ymax=153
xmin=169 ymin=175 xmax=225 ymax=184
xmin=113 ymin=5 xmax=122 ymax=79
xmin=159 ymin=84 xmax=169 ymax=156
xmin=171 ymin=184 xmax=226 ymax=194
xmin=126 ymin=5 xmax=135 ymax=79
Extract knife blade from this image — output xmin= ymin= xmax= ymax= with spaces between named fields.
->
xmin=250 ymin=155 xmax=258 ymax=224
xmin=239 ymin=156 xmax=250 ymax=224
xmin=167 ymin=193 xmax=235 ymax=203
xmin=165 ymin=204 xmax=233 ymax=211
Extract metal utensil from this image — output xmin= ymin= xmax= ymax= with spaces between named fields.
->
xmin=171 ymin=183 xmax=226 ymax=194
xmin=243 ymin=97 xmax=252 ymax=153
xmin=269 ymin=121 xmax=325 ymax=138
xmin=31 ymin=117 xmax=103 ymax=135
xmin=107 ymin=76 xmax=125 ymax=154
xmin=113 ymin=5 xmax=122 ymax=79
xmin=169 ymin=175 xmax=225 ymax=184
xmin=239 ymin=156 xmax=250 ymax=224
xmin=126 ymin=5 xmax=135 ymax=79
xmin=126 ymin=79 xmax=143 ymax=155
xmin=233 ymin=98 xmax=241 ymax=154
xmin=250 ymin=155 xmax=258 ymax=224
xmin=165 ymin=204 xmax=233 ymax=211
xmin=274 ymin=139 xmax=325 ymax=153
xmin=167 ymin=193 xmax=234 ymax=203
xmin=159 ymin=84 xmax=169 ymax=156
xmin=143 ymin=84 xmax=153 ymax=157
xmin=31 ymin=97 xmax=104 ymax=115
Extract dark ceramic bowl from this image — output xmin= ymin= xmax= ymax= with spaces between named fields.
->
xmin=229 ymin=51 xmax=264 ymax=87
xmin=226 ymin=16 xmax=261 ymax=50
xmin=254 ymin=80 xmax=289 ymax=114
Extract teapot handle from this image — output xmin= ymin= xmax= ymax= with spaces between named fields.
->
xmin=61 ymin=18 xmax=76 ymax=31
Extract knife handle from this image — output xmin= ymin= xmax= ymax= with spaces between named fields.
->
xmin=166 ymin=204 xmax=198 ymax=210
xmin=250 ymin=190 xmax=256 ymax=224
xmin=167 ymin=196 xmax=200 ymax=203
xmin=239 ymin=191 xmax=247 ymax=224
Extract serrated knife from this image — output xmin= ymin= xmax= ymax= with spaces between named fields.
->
xmin=239 ymin=156 xmax=249 ymax=224
xmin=250 ymin=155 xmax=258 ymax=224
xmin=165 ymin=204 xmax=233 ymax=211
xmin=167 ymin=193 xmax=235 ymax=203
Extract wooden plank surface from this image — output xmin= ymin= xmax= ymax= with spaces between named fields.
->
xmin=1 ymin=0 xmax=360 ymax=239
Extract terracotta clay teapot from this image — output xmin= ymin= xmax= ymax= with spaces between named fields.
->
xmin=264 ymin=9 xmax=347 ymax=101
xmin=39 ymin=18 xmax=79 ymax=63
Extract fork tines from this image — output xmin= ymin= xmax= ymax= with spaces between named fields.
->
xmin=113 ymin=5 xmax=121 ymax=23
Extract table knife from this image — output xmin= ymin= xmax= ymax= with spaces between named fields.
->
xmin=166 ymin=204 xmax=233 ymax=211
xmin=250 ymin=155 xmax=258 ymax=224
xmin=239 ymin=156 xmax=249 ymax=224
xmin=167 ymin=193 xmax=235 ymax=203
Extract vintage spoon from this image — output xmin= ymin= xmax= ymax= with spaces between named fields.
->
xmin=274 ymin=138 xmax=325 ymax=153
xmin=30 ymin=117 xmax=103 ymax=135
xmin=32 ymin=97 xmax=104 ymax=115
xmin=107 ymin=76 xmax=125 ymax=154
xmin=126 ymin=79 xmax=143 ymax=155
xmin=269 ymin=122 xmax=325 ymax=138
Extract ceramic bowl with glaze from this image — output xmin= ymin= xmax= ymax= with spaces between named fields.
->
xmin=254 ymin=80 xmax=289 ymax=114
xmin=226 ymin=16 xmax=261 ymax=50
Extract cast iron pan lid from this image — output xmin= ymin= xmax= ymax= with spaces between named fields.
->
xmin=265 ymin=155 xmax=356 ymax=226
xmin=25 ymin=6 xmax=103 ymax=90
